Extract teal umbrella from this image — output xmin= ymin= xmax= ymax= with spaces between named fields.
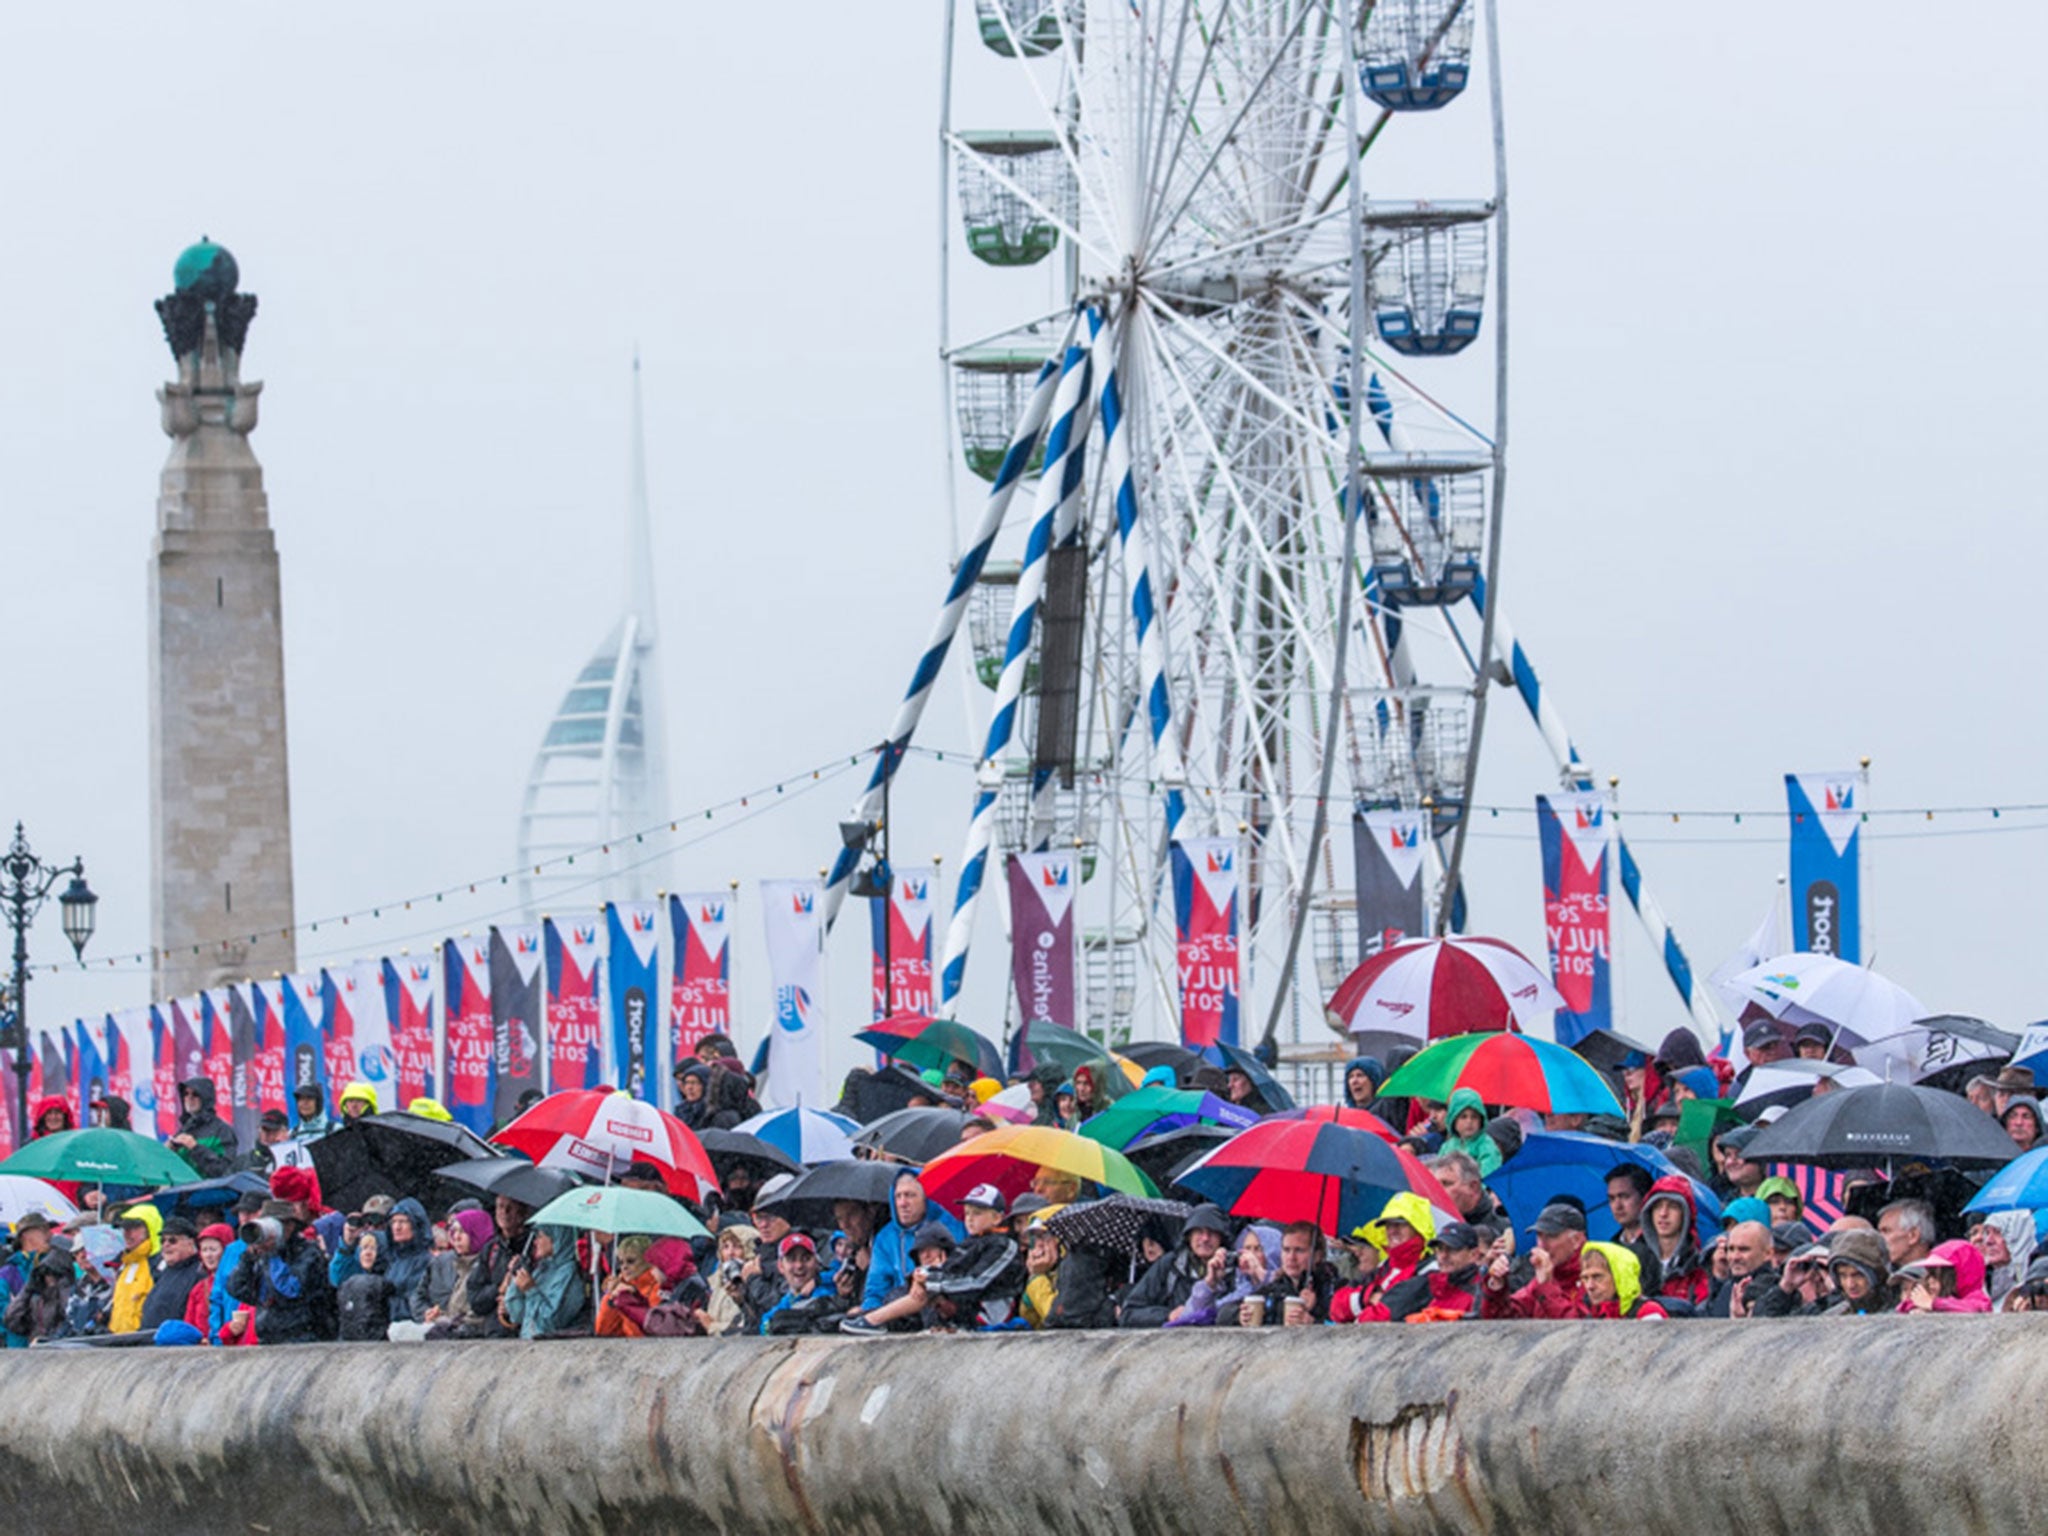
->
xmin=0 ymin=1129 xmax=195 ymax=1188
xmin=529 ymin=1185 xmax=710 ymax=1241
xmin=1015 ymin=1020 xmax=1139 ymax=1102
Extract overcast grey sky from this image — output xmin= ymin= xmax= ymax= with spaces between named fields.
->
xmin=7 ymin=4 xmax=2045 ymax=1072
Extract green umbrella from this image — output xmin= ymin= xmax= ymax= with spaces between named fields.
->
xmin=1014 ymin=1020 xmax=1139 ymax=1102
xmin=855 ymin=1017 xmax=1005 ymax=1079
xmin=1077 ymin=1086 xmax=1259 ymax=1152
xmin=1675 ymin=1098 xmax=1747 ymax=1164
xmin=0 ymin=1129 xmax=195 ymax=1188
xmin=529 ymin=1184 xmax=710 ymax=1241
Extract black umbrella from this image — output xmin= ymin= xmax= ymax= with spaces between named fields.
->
xmin=1745 ymin=1082 xmax=2018 ymax=1171
xmin=851 ymin=1107 xmax=975 ymax=1164
xmin=1200 ymin=1043 xmax=1296 ymax=1112
xmin=698 ymin=1129 xmax=803 ymax=1186
xmin=311 ymin=1113 xmax=498 ymax=1219
xmin=1571 ymin=1028 xmax=1661 ymax=1074
xmin=1913 ymin=1015 xmax=2021 ymax=1055
xmin=757 ymin=1159 xmax=905 ymax=1230
xmin=1121 ymin=1123 xmax=1236 ymax=1190
xmin=440 ymin=1156 xmax=585 ymax=1212
xmin=1043 ymin=1194 xmax=1192 ymax=1257
xmin=1119 ymin=1043 xmax=1216 ymax=1089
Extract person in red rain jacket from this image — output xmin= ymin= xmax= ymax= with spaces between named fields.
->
xmin=29 ymin=1097 xmax=83 ymax=1203
xmin=1641 ymin=1174 xmax=1713 ymax=1312
xmin=1481 ymin=1203 xmax=1587 ymax=1320
xmin=1331 ymin=1193 xmax=1436 ymax=1324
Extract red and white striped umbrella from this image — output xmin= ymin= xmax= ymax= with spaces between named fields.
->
xmin=1327 ymin=936 xmax=1565 ymax=1041
xmin=493 ymin=1089 xmax=719 ymax=1204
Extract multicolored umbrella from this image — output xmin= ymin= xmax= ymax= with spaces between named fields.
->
xmin=1173 ymin=1120 xmax=1453 ymax=1238
xmin=1327 ymin=936 xmax=1565 ymax=1040
xmin=1377 ymin=1031 xmax=1625 ymax=1117
xmin=920 ymin=1124 xmax=1158 ymax=1209
xmin=0 ymin=1129 xmax=195 ymax=1189
xmin=853 ymin=1016 xmax=1004 ymax=1079
xmin=493 ymin=1089 xmax=719 ymax=1203
xmin=1077 ymin=1085 xmax=1259 ymax=1152
xmin=733 ymin=1106 xmax=860 ymax=1164
xmin=1265 ymin=1104 xmax=1402 ymax=1142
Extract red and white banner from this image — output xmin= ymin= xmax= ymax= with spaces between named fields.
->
xmin=545 ymin=914 xmax=606 ymax=1095
xmin=149 ymin=1004 xmax=181 ymax=1139
xmin=1007 ymin=851 xmax=1078 ymax=1030
xmin=669 ymin=892 xmax=732 ymax=1073
xmin=250 ymin=982 xmax=289 ymax=1118
xmin=1537 ymin=791 xmax=1613 ymax=1046
xmin=340 ymin=958 xmax=396 ymax=1098
xmin=318 ymin=970 xmax=357 ymax=1101
xmin=444 ymin=936 xmax=495 ymax=1135
xmin=383 ymin=957 xmax=438 ymax=1108
xmin=1171 ymin=837 xmax=1242 ymax=1049
xmin=871 ymin=874 xmax=934 ymax=1021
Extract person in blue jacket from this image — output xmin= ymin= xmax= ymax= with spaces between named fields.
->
xmin=858 ymin=1167 xmax=966 ymax=1316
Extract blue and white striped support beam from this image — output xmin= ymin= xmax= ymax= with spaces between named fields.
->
xmin=936 ymin=310 xmax=1102 ymax=1014
xmin=1468 ymin=573 xmax=1722 ymax=1039
xmin=822 ymin=309 xmax=1083 ymax=932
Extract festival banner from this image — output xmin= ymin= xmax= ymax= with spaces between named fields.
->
xmin=148 ymin=1006 xmax=179 ymax=1139
xmin=225 ymin=986 xmax=260 ymax=1142
xmin=170 ymin=997 xmax=205 ymax=1088
xmin=280 ymin=975 xmax=329 ymax=1106
xmin=443 ymin=936 xmax=495 ymax=1136
xmin=606 ymin=901 xmax=661 ymax=1103
xmin=1170 ymin=838 xmax=1242 ymax=1049
xmin=316 ymin=970 xmax=358 ymax=1105
xmin=1537 ymin=792 xmax=1614 ymax=1046
xmin=383 ymin=956 xmax=439 ymax=1109
xmin=40 ymin=1030 xmax=70 ymax=1131
xmin=669 ymin=893 xmax=732 ymax=1086
xmin=251 ymin=980 xmax=289 ymax=1119
xmin=759 ymin=878 xmax=825 ymax=1107
xmin=1006 ymin=852 xmax=1078 ymax=1032
xmin=105 ymin=1007 xmax=155 ymax=1121
xmin=1786 ymin=772 xmax=1862 ymax=963
xmin=201 ymin=989 xmax=236 ymax=1113
xmin=0 ymin=1050 xmax=15 ymax=1159
xmin=544 ymin=915 xmax=605 ymax=1096
xmin=1352 ymin=809 xmax=1429 ymax=958
xmin=870 ymin=873 xmax=935 ymax=1021
xmin=340 ymin=958 xmax=397 ymax=1102
xmin=72 ymin=1020 xmax=108 ymax=1125
xmin=489 ymin=924 xmax=544 ymax=1126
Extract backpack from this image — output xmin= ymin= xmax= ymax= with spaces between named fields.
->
xmin=336 ymin=1273 xmax=394 ymax=1343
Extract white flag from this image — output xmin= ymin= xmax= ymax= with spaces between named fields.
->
xmin=759 ymin=879 xmax=826 ymax=1107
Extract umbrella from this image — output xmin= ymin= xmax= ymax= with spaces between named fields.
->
xmin=311 ymin=1113 xmax=499 ymax=1220
xmin=1119 ymin=1041 xmax=1216 ymax=1088
xmin=853 ymin=1017 xmax=1004 ymax=1080
xmin=1077 ymin=1086 xmax=1259 ymax=1152
xmin=530 ymin=1185 xmax=710 ymax=1242
xmin=0 ymin=1174 xmax=79 ymax=1229
xmin=1571 ymin=1028 xmax=1661 ymax=1074
xmin=921 ymin=1125 xmax=1158 ymax=1209
xmin=1486 ymin=1130 xmax=1724 ymax=1241
xmin=696 ymin=1130 xmax=803 ymax=1187
xmin=977 ymin=1084 xmax=1039 ymax=1125
xmin=1264 ymin=1104 xmax=1402 ymax=1142
xmin=1174 ymin=1119 xmax=1452 ymax=1238
xmin=1011 ymin=1021 xmax=1142 ymax=1102
xmin=1745 ymin=1082 xmax=2018 ymax=1171
xmin=440 ymin=1155 xmax=587 ymax=1212
xmin=1326 ymin=936 xmax=1565 ymax=1040
xmin=1734 ymin=1060 xmax=1882 ymax=1113
xmin=1725 ymin=954 xmax=1927 ymax=1074
xmin=1379 ymin=1032 xmax=1624 ymax=1117
xmin=755 ymin=1159 xmax=905 ymax=1230
xmin=851 ymin=1107 xmax=977 ymax=1163
xmin=493 ymin=1090 xmax=719 ymax=1203
xmin=0 ymin=1129 xmax=195 ymax=1189
xmin=1964 ymin=1145 xmax=2048 ymax=1214
xmin=1198 ymin=1043 xmax=1297 ymax=1112
xmin=142 ymin=1171 xmax=271 ymax=1224
xmin=733 ymin=1107 xmax=859 ymax=1164
xmin=1043 ymin=1194 xmax=1192 ymax=1257
xmin=1122 ymin=1124 xmax=1238 ymax=1190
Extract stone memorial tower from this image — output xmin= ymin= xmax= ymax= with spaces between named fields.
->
xmin=149 ymin=239 xmax=296 ymax=999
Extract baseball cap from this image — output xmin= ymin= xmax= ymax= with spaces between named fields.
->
xmin=778 ymin=1232 xmax=818 ymax=1258
xmin=1743 ymin=1021 xmax=1786 ymax=1050
xmin=1792 ymin=1021 xmax=1833 ymax=1046
xmin=260 ymin=1109 xmax=290 ymax=1130
xmin=1529 ymin=1203 xmax=1587 ymax=1237
xmin=910 ymin=1221 xmax=957 ymax=1256
xmin=961 ymin=1182 xmax=1007 ymax=1212
xmin=1432 ymin=1221 xmax=1484 ymax=1252
xmin=159 ymin=1217 xmax=199 ymax=1242
xmin=1717 ymin=1124 xmax=1761 ymax=1155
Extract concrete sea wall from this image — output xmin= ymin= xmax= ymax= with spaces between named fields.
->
xmin=0 ymin=1320 xmax=2023 ymax=1535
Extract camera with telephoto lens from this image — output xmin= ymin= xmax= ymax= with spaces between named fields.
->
xmin=240 ymin=1217 xmax=284 ymax=1249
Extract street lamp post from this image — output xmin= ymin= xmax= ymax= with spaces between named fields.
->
xmin=0 ymin=823 xmax=97 ymax=1144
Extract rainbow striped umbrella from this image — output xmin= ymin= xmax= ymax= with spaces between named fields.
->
xmin=1077 ymin=1086 xmax=1260 ymax=1153
xmin=920 ymin=1125 xmax=1158 ymax=1209
xmin=1377 ymin=1032 xmax=1625 ymax=1117
xmin=1174 ymin=1120 xmax=1453 ymax=1238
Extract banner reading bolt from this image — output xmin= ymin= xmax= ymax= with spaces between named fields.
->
xmin=1786 ymin=771 xmax=1862 ymax=963
xmin=1006 ymin=852 xmax=1077 ymax=1032
xmin=545 ymin=914 xmax=605 ymax=1095
xmin=871 ymin=875 xmax=934 ymax=1021
xmin=1537 ymin=792 xmax=1613 ymax=1046
xmin=1352 ymin=810 xmax=1428 ymax=960
xmin=607 ymin=902 xmax=661 ymax=1103
xmin=1171 ymin=837 xmax=1241 ymax=1050
xmin=760 ymin=878 xmax=825 ymax=1108
xmin=669 ymin=893 xmax=732 ymax=1072
xmin=443 ymin=937 xmax=495 ymax=1136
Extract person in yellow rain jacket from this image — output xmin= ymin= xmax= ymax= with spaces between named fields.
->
xmin=337 ymin=1082 xmax=380 ymax=1121
xmin=406 ymin=1097 xmax=453 ymax=1123
xmin=109 ymin=1204 xmax=163 ymax=1333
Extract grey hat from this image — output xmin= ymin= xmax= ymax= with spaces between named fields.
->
xmin=1529 ymin=1203 xmax=1587 ymax=1236
xmin=1182 ymin=1203 xmax=1232 ymax=1239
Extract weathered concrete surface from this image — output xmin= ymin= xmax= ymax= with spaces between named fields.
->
xmin=0 ymin=1320 xmax=2026 ymax=1535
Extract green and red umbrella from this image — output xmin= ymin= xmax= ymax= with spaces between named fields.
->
xmin=1377 ymin=1031 xmax=1624 ymax=1117
xmin=853 ymin=1014 xmax=1004 ymax=1080
xmin=1172 ymin=1120 xmax=1454 ymax=1237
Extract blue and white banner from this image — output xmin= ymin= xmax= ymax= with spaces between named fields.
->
xmin=280 ymin=973 xmax=330 ymax=1106
xmin=1786 ymin=772 xmax=1861 ymax=963
xmin=760 ymin=878 xmax=825 ymax=1108
xmin=606 ymin=901 xmax=662 ymax=1102
xmin=1537 ymin=792 xmax=1613 ymax=1046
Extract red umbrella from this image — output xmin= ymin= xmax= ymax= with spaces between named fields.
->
xmin=1326 ymin=936 xmax=1564 ymax=1041
xmin=1265 ymin=1104 xmax=1401 ymax=1142
xmin=1175 ymin=1120 xmax=1453 ymax=1237
xmin=492 ymin=1089 xmax=719 ymax=1204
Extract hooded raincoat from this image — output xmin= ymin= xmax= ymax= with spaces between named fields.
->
xmin=1577 ymin=1241 xmax=1669 ymax=1320
xmin=1641 ymin=1174 xmax=1712 ymax=1309
xmin=1438 ymin=1089 xmax=1501 ymax=1176
xmin=1900 ymin=1239 xmax=1992 ymax=1314
xmin=175 ymin=1078 xmax=239 ymax=1178
xmin=110 ymin=1204 xmax=163 ymax=1333
xmin=1980 ymin=1210 xmax=2038 ymax=1306
xmin=1333 ymin=1192 xmax=1437 ymax=1323
xmin=501 ymin=1225 xmax=591 ymax=1338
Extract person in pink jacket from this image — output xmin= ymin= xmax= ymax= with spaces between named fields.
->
xmin=1898 ymin=1239 xmax=1992 ymax=1314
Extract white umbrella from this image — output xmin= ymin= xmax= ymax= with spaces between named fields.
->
xmin=0 ymin=1174 xmax=78 ymax=1230
xmin=1734 ymin=1059 xmax=1882 ymax=1110
xmin=1726 ymin=955 xmax=1926 ymax=1050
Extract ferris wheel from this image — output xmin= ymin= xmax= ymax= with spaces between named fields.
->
xmin=828 ymin=0 xmax=1531 ymax=1061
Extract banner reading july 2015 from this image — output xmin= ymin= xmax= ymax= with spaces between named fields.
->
xmin=1170 ymin=838 xmax=1241 ymax=1050
xmin=870 ymin=874 xmax=934 ymax=1021
xmin=545 ymin=914 xmax=605 ymax=1095
xmin=443 ymin=937 xmax=495 ymax=1136
xmin=1537 ymin=792 xmax=1613 ymax=1046
xmin=607 ymin=901 xmax=662 ymax=1102
xmin=382 ymin=957 xmax=438 ymax=1109
xmin=669 ymin=893 xmax=732 ymax=1073
xmin=1786 ymin=771 xmax=1862 ymax=963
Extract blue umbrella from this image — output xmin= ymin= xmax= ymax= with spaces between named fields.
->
xmin=1198 ymin=1043 xmax=1297 ymax=1112
xmin=733 ymin=1106 xmax=861 ymax=1164
xmin=1964 ymin=1144 xmax=2048 ymax=1215
xmin=1487 ymin=1130 xmax=1724 ymax=1241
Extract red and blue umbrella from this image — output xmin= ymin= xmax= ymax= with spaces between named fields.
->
xmin=1377 ymin=1031 xmax=1625 ymax=1117
xmin=1264 ymin=1103 xmax=1401 ymax=1142
xmin=1485 ymin=1130 xmax=1724 ymax=1241
xmin=1173 ymin=1119 xmax=1453 ymax=1237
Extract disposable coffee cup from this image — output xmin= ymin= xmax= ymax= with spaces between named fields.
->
xmin=1283 ymin=1296 xmax=1306 ymax=1321
xmin=1242 ymin=1295 xmax=1267 ymax=1326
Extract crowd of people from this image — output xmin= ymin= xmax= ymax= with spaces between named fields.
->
xmin=4 ymin=1017 xmax=2043 ymax=1350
